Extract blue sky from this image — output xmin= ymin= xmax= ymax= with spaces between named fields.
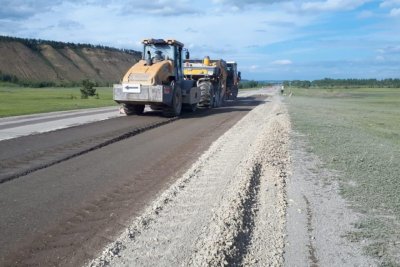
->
xmin=0 ymin=0 xmax=399 ymax=80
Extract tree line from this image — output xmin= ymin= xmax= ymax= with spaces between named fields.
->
xmin=239 ymin=80 xmax=273 ymax=89
xmin=283 ymin=78 xmax=400 ymax=88
xmin=0 ymin=35 xmax=140 ymax=55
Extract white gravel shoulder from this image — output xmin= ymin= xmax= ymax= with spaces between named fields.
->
xmin=87 ymin=89 xmax=291 ymax=266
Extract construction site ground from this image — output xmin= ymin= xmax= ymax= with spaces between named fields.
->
xmin=0 ymin=87 xmax=377 ymax=266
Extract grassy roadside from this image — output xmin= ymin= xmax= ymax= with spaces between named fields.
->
xmin=286 ymin=87 xmax=400 ymax=266
xmin=0 ymin=84 xmax=117 ymax=117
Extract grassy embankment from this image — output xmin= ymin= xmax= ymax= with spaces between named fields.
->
xmin=287 ymin=87 xmax=400 ymax=266
xmin=0 ymin=82 xmax=116 ymax=117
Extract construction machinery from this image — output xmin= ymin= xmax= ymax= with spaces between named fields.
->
xmin=183 ymin=56 xmax=227 ymax=108
xmin=225 ymin=61 xmax=241 ymax=100
xmin=113 ymin=38 xmax=201 ymax=117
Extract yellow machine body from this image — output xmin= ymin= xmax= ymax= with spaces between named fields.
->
xmin=122 ymin=59 xmax=174 ymax=86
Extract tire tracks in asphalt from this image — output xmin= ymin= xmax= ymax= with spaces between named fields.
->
xmin=0 ymin=117 xmax=177 ymax=184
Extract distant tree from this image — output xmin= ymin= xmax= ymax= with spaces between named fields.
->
xmin=239 ymin=80 xmax=260 ymax=89
xmin=283 ymin=81 xmax=290 ymax=88
xmin=80 ymin=79 xmax=97 ymax=99
xmin=0 ymin=70 xmax=19 ymax=83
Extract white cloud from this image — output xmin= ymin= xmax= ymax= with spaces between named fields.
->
xmin=378 ymin=45 xmax=400 ymax=54
xmin=380 ymin=0 xmax=400 ymax=8
xmin=57 ymin=19 xmax=84 ymax=30
xmin=272 ymin=59 xmax=293 ymax=65
xmin=111 ymin=0 xmax=199 ymax=16
xmin=0 ymin=0 xmax=64 ymax=19
xmin=212 ymin=0 xmax=284 ymax=5
xmin=377 ymin=0 xmax=400 ymax=17
xmin=389 ymin=7 xmax=400 ymax=16
xmin=357 ymin=10 xmax=375 ymax=18
xmin=301 ymin=0 xmax=370 ymax=12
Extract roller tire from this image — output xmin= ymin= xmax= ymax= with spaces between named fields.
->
xmin=123 ymin=104 xmax=145 ymax=115
xmin=188 ymin=103 xmax=198 ymax=112
xmin=163 ymin=84 xmax=182 ymax=117
xmin=214 ymin=87 xmax=221 ymax=108
xmin=199 ymin=81 xmax=214 ymax=108
xmin=232 ymin=86 xmax=238 ymax=100
xmin=150 ymin=105 xmax=163 ymax=111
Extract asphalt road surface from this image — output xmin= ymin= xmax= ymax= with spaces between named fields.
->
xmin=0 ymin=96 xmax=265 ymax=266
xmin=0 ymin=107 xmax=123 ymax=141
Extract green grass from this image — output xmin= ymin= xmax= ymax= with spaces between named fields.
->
xmin=287 ymin=87 xmax=400 ymax=265
xmin=0 ymin=85 xmax=117 ymax=117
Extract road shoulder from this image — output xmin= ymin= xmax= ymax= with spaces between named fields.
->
xmin=284 ymin=131 xmax=377 ymax=266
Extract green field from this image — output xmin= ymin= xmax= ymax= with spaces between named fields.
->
xmin=287 ymin=87 xmax=400 ymax=265
xmin=0 ymin=84 xmax=117 ymax=117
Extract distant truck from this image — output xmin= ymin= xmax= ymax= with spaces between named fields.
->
xmin=183 ymin=58 xmax=241 ymax=106
xmin=113 ymin=38 xmax=201 ymax=117
xmin=183 ymin=56 xmax=227 ymax=108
